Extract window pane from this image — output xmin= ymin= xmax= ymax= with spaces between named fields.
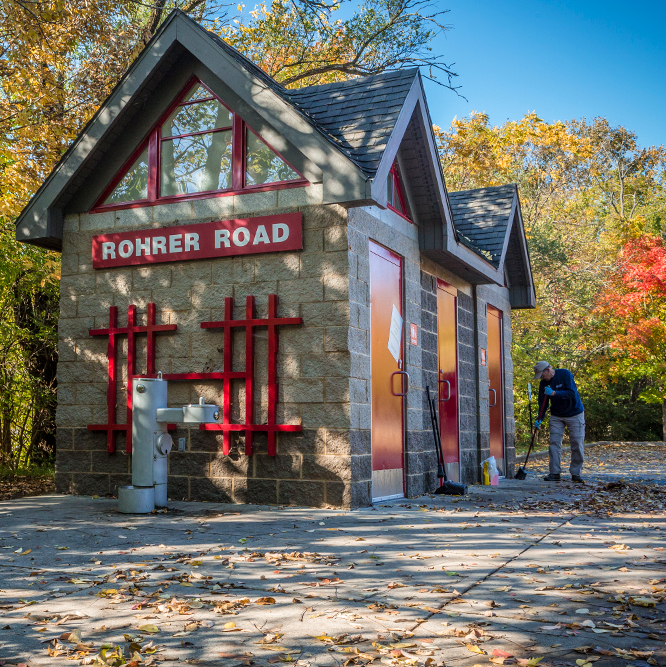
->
xmin=246 ymin=130 xmax=299 ymax=185
xmin=392 ymin=175 xmax=405 ymax=213
xmin=162 ymin=100 xmax=233 ymax=138
xmin=387 ymin=172 xmax=394 ymax=207
xmin=160 ymin=131 xmax=232 ymax=196
xmin=104 ymin=147 xmax=149 ymax=204
xmin=181 ymin=83 xmax=213 ymax=103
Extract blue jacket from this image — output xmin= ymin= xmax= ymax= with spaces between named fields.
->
xmin=537 ymin=369 xmax=584 ymax=419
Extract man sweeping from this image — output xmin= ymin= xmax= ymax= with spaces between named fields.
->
xmin=533 ymin=361 xmax=585 ymax=483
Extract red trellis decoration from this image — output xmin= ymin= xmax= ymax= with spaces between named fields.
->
xmin=88 ymin=303 xmax=177 ymax=454
xmin=165 ymin=294 xmax=303 ymax=456
xmin=87 ymin=295 xmax=302 ymax=457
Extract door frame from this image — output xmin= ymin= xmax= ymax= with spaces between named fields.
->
xmin=369 ymin=239 xmax=405 ymax=501
xmin=486 ymin=304 xmax=505 ymax=466
xmin=436 ymin=279 xmax=461 ymax=482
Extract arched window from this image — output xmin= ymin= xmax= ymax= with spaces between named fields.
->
xmin=94 ymin=78 xmax=306 ymax=211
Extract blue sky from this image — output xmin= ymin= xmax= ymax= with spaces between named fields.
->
xmin=420 ymin=0 xmax=665 ymax=147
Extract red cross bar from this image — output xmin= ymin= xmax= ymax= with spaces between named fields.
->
xmin=164 ymin=294 xmax=302 ymax=456
xmin=87 ymin=303 xmax=176 ymax=454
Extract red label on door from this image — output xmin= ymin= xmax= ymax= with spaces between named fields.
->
xmin=92 ymin=213 xmax=303 ymax=269
xmin=410 ymin=323 xmax=417 ymax=345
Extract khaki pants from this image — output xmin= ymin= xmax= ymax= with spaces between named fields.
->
xmin=549 ymin=412 xmax=585 ymax=476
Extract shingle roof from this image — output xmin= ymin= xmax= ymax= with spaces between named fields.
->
xmin=285 ymin=69 xmax=418 ymax=176
xmin=448 ymin=185 xmax=517 ymax=267
xmin=206 ymin=23 xmax=418 ymax=177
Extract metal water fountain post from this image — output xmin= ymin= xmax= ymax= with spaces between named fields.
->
xmin=118 ymin=372 xmax=220 ymax=514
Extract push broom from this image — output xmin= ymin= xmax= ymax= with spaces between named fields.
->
xmin=515 ymin=390 xmax=549 ymax=480
xmin=426 ymin=385 xmax=467 ymax=495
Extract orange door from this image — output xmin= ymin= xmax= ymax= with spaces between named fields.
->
xmin=487 ymin=305 xmax=504 ymax=467
xmin=369 ymin=241 xmax=404 ymax=500
xmin=437 ymin=281 xmax=459 ymax=480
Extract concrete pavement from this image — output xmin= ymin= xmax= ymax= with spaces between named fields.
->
xmin=0 ymin=467 xmax=664 ymax=667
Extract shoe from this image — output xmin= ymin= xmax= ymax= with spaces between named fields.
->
xmin=571 ymin=475 xmax=585 ymax=483
xmin=543 ymin=474 xmax=561 ymax=481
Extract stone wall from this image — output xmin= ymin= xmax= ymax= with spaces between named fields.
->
xmin=418 ymin=270 xmax=439 ymax=490
xmin=347 ymin=206 xmax=436 ymax=500
xmin=476 ymin=284 xmax=515 ymax=478
xmin=417 ymin=269 xmax=515 ymax=485
xmin=54 ymin=185 xmax=518 ymax=507
xmin=457 ymin=291 xmax=479 ymax=484
xmin=55 ymin=185 xmax=366 ymax=507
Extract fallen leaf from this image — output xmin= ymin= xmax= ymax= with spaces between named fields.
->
xmin=256 ymin=597 xmax=276 ymax=605
xmin=466 ymin=645 xmax=485 ymax=655
xmin=59 ymin=630 xmax=82 ymax=644
xmin=629 ymin=596 xmax=656 ymax=607
xmin=493 ymin=650 xmax=514 ymax=658
xmin=139 ymin=624 xmax=159 ymax=634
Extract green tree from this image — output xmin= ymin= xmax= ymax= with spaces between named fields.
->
xmin=0 ymin=0 xmax=456 ymax=469
xmin=437 ymin=113 xmax=666 ymax=446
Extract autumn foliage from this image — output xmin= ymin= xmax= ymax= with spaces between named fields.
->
xmin=595 ymin=237 xmax=666 ymax=408
xmin=438 ymin=113 xmax=666 ymax=443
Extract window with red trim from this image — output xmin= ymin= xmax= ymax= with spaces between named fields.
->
xmin=387 ymin=161 xmax=412 ymax=221
xmin=95 ymin=79 xmax=305 ymax=210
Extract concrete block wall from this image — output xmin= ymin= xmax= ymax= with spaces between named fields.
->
xmin=347 ymin=206 xmax=436 ymax=500
xmin=55 ymin=185 xmax=365 ymax=507
xmin=418 ymin=266 xmax=478 ymax=486
xmin=477 ymin=284 xmax=516 ymax=478
xmin=456 ymin=291 xmax=479 ymax=485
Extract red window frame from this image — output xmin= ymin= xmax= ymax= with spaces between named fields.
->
xmin=92 ymin=76 xmax=308 ymax=213
xmin=387 ymin=161 xmax=412 ymax=223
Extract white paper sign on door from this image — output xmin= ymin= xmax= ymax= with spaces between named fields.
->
xmin=387 ymin=305 xmax=403 ymax=363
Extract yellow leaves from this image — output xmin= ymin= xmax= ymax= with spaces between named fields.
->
xmin=97 ymin=588 xmax=118 ymax=597
xmin=255 ymin=597 xmax=276 ymax=605
xmin=138 ymin=624 xmax=159 ymax=634
xmin=629 ymin=596 xmax=657 ymax=607
xmin=465 ymin=644 xmax=485 ymax=655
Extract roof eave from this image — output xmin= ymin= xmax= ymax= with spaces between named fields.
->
xmin=370 ymin=73 xmax=457 ymax=243
xmin=16 ymin=10 xmax=373 ymax=249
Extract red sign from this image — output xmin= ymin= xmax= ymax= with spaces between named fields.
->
xmin=92 ymin=213 xmax=302 ymax=269
xmin=480 ymin=348 xmax=487 ymax=366
xmin=410 ymin=323 xmax=417 ymax=345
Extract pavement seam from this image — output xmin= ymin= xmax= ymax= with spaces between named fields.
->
xmin=404 ymin=511 xmax=581 ymax=634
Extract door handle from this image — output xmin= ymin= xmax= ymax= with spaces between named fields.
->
xmin=489 ymin=388 xmax=497 ymax=407
xmin=439 ymin=378 xmax=451 ymax=402
xmin=391 ymin=371 xmax=410 ymax=396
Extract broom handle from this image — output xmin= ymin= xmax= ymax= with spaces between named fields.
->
xmin=426 ymin=385 xmax=447 ymax=483
xmin=523 ymin=393 xmax=549 ymax=467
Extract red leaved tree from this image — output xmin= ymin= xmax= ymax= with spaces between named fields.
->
xmin=596 ymin=236 xmax=666 ymax=440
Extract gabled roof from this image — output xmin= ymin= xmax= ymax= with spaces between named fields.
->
xmin=14 ymin=9 xmax=534 ymax=306
xmin=447 ymin=184 xmax=535 ymax=308
xmin=204 ymin=23 xmax=418 ymax=177
xmin=448 ymin=185 xmax=516 ymax=268
xmin=286 ymin=69 xmax=418 ymax=177
xmin=15 ymin=11 xmax=421 ymax=249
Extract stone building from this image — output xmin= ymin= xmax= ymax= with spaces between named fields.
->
xmin=16 ymin=11 xmax=534 ymax=507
